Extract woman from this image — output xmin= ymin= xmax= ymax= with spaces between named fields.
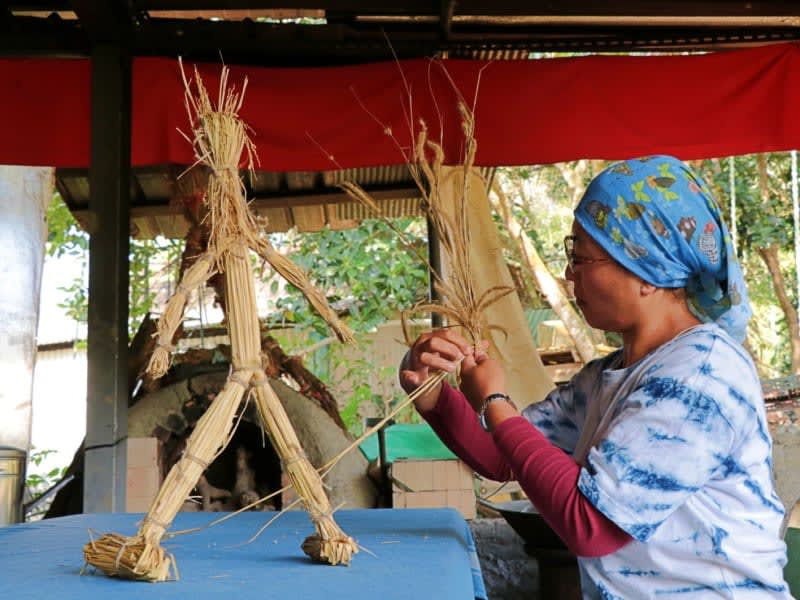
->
xmin=400 ymin=156 xmax=790 ymax=598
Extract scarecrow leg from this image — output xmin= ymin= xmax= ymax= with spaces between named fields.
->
xmin=147 ymin=252 xmax=217 ymax=379
xmin=83 ymin=369 xmax=252 ymax=582
xmin=251 ymin=370 xmax=359 ymax=566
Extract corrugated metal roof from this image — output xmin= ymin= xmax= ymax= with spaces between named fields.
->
xmin=61 ymin=164 xmax=496 ymax=239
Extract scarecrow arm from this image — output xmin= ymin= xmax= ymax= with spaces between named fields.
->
xmin=251 ymin=238 xmax=354 ymax=344
xmin=147 ymin=252 xmax=218 ymax=379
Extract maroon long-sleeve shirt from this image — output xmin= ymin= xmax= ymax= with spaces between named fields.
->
xmin=419 ymin=382 xmax=632 ymax=557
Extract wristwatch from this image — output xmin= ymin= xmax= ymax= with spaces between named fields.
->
xmin=478 ymin=393 xmax=515 ymax=432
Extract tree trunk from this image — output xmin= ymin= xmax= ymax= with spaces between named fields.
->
xmin=756 ymin=155 xmax=800 ymax=373
xmin=757 ymin=245 xmax=800 ymax=373
xmin=490 ymin=180 xmax=600 ymax=364
xmin=555 ymin=160 xmax=590 ymax=207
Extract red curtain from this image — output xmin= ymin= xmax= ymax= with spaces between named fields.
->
xmin=2 ymin=42 xmax=800 ymax=170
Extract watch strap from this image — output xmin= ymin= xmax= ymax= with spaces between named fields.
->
xmin=479 ymin=393 xmax=515 ymax=432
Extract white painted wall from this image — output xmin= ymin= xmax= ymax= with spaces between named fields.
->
xmin=30 ymin=252 xmax=87 ymax=479
xmin=30 ymin=347 xmax=86 ymax=476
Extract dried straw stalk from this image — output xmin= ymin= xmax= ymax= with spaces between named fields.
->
xmin=82 ymin=61 xmax=357 ymax=582
xmin=342 ymin=97 xmax=512 ymax=345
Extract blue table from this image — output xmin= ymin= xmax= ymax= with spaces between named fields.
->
xmin=0 ymin=508 xmax=487 ymax=600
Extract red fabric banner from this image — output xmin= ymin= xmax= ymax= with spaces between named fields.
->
xmin=2 ymin=43 xmax=800 ymax=170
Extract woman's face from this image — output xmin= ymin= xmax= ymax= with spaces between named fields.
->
xmin=564 ymin=223 xmax=643 ymax=332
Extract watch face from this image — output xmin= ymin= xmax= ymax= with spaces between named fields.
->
xmin=479 ymin=409 xmax=490 ymax=432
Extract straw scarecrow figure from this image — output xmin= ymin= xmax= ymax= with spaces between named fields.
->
xmin=83 ymin=64 xmax=359 ymax=582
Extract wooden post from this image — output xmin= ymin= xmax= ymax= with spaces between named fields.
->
xmin=84 ymin=42 xmax=131 ymax=513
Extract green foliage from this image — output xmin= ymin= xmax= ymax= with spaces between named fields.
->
xmin=46 ymin=193 xmax=88 ymax=258
xmin=697 ymin=155 xmax=798 ymax=375
xmin=46 ymin=192 xmax=183 ymax=339
xmin=263 ymin=219 xmax=429 ymax=436
xmin=265 ymin=217 xmax=429 ymax=336
xmin=128 ymin=238 xmax=183 ymax=336
xmin=47 ymin=194 xmax=90 ymax=325
xmin=707 ymin=155 xmax=793 ymax=250
xmin=496 ymin=164 xmax=592 ymax=269
xmin=316 ymin=340 xmax=420 ymax=437
xmin=25 ymin=447 xmax=67 ymax=490
xmin=25 ymin=447 xmax=68 ymax=521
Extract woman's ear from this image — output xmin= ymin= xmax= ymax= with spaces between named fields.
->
xmin=639 ymin=281 xmax=658 ymax=297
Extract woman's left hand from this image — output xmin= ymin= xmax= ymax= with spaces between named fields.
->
xmin=459 ymin=344 xmax=507 ymax=411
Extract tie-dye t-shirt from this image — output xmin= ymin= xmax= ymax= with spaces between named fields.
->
xmin=523 ymin=324 xmax=790 ymax=598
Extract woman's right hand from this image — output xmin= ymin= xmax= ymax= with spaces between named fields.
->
xmin=399 ymin=329 xmax=472 ymax=412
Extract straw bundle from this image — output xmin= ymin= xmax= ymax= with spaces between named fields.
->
xmin=148 ymin=253 xmax=215 ymax=378
xmin=83 ymin=531 xmax=176 ymax=582
xmin=342 ymin=96 xmax=512 ymax=344
xmin=83 ymin=373 xmax=247 ymax=581
xmin=252 ymin=237 xmax=354 ymax=344
xmin=82 ymin=61 xmax=357 ymax=581
xmin=251 ymin=374 xmax=357 ymax=565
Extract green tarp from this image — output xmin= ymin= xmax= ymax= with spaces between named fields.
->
xmin=359 ymin=423 xmax=457 ymax=463
xmin=785 ymin=527 xmax=800 ymax=597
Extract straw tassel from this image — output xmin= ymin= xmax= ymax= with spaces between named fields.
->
xmin=341 ymin=97 xmax=511 ymax=346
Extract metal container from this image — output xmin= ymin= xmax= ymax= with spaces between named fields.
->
xmin=0 ymin=446 xmax=26 ymax=525
xmin=479 ymin=498 xmax=567 ymax=550
xmin=479 ymin=498 xmax=582 ymax=599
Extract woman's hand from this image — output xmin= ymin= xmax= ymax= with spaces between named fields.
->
xmin=461 ymin=349 xmax=517 ymax=431
xmin=399 ymin=329 xmax=473 ymax=412
xmin=460 ymin=348 xmax=507 ymax=411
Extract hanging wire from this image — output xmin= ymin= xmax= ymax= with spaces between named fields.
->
xmin=791 ymin=150 xmax=799 ymax=312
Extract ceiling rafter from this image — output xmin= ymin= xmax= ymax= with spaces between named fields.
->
xmin=3 ymin=13 xmax=800 ymax=63
xmin=439 ymin=0 xmax=455 ymax=41
xmin=68 ymin=0 xmax=135 ymax=41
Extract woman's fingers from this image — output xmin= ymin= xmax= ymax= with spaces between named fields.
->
xmin=407 ymin=330 xmax=492 ymax=376
xmin=460 ymin=352 xmax=478 ymax=372
xmin=471 ymin=340 xmax=490 ymax=364
xmin=399 ymin=369 xmax=425 ymax=391
xmin=416 ymin=350 xmax=459 ymax=373
xmin=411 ymin=330 xmax=470 ymax=369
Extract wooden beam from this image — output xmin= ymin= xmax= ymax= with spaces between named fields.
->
xmin=3 ymin=10 xmax=799 ymax=60
xmin=68 ymin=0 xmax=132 ymax=41
xmin=125 ymin=1 xmax=800 ymax=18
xmin=440 ymin=0 xmax=455 ymax=40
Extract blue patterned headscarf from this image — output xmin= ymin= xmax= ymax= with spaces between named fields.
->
xmin=574 ymin=155 xmax=751 ymax=342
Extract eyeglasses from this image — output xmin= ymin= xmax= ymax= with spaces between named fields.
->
xmin=563 ymin=235 xmax=612 ymax=271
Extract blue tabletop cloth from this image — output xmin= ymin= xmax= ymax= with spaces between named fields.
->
xmin=0 ymin=508 xmax=487 ymax=600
